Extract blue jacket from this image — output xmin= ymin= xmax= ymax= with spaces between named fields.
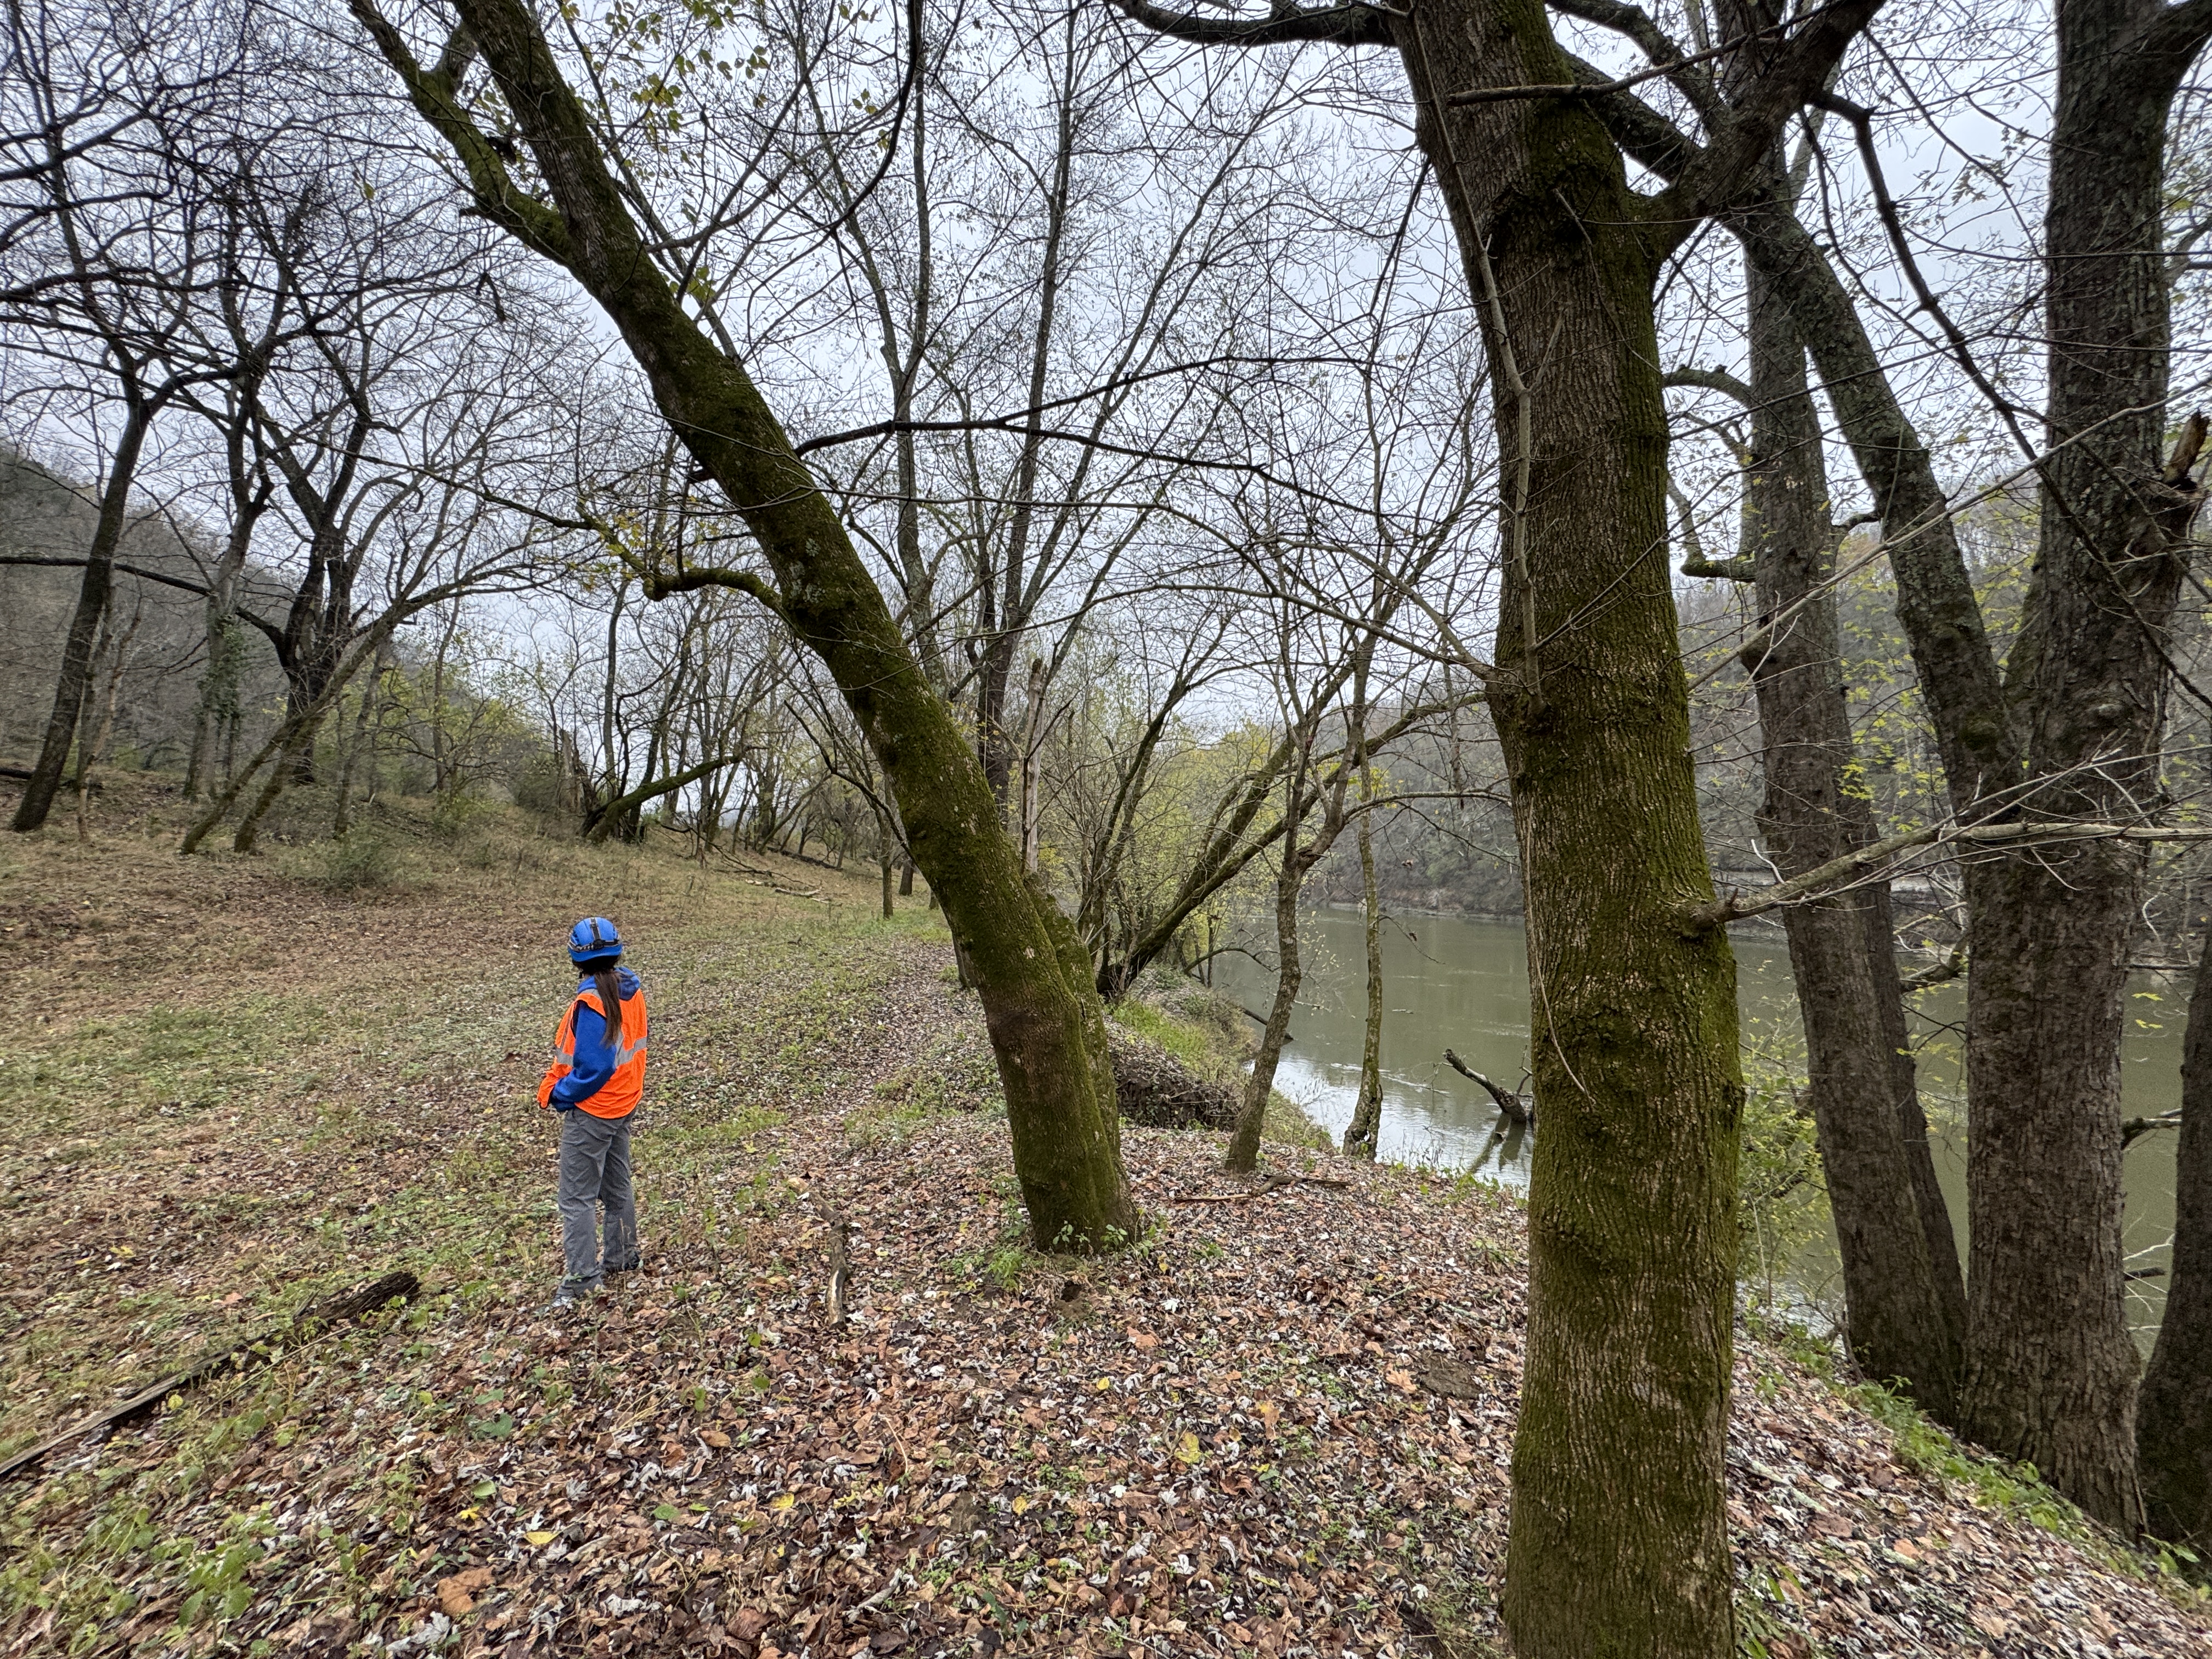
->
xmin=549 ymin=968 xmax=644 ymax=1109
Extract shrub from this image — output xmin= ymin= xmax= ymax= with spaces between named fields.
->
xmin=308 ymin=833 xmax=399 ymax=893
xmin=511 ymin=754 xmax=568 ymax=820
xmin=1739 ymin=1072 xmax=1824 ymax=1311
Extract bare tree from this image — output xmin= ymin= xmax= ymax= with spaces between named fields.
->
xmin=355 ymin=0 xmax=1142 ymax=1250
xmin=0 ymin=0 xmax=266 ymax=831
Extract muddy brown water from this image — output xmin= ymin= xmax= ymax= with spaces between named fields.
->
xmin=1215 ymin=907 xmax=2182 ymax=1348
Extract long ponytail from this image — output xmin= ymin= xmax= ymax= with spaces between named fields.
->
xmin=590 ymin=960 xmax=625 ymax=1049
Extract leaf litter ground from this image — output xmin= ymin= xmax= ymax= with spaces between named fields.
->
xmin=3 ymin=789 xmax=2210 ymax=1658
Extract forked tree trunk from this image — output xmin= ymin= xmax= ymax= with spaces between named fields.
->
xmin=361 ymin=0 xmax=1138 ymax=1250
xmin=2141 ymin=919 xmax=2212 ymax=1550
xmin=1698 ymin=1 xmax=2207 ymax=1521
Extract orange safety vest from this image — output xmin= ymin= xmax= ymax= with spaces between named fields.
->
xmin=537 ymin=984 xmax=649 ymax=1119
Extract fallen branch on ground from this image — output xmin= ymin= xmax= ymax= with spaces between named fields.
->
xmin=0 ymin=1269 xmax=419 ymax=1485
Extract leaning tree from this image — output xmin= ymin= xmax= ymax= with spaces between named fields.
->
xmin=351 ymin=0 xmax=1140 ymax=1252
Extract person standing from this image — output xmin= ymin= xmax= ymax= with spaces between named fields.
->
xmin=538 ymin=916 xmax=648 ymax=1307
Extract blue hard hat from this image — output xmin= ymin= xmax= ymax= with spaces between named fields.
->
xmin=567 ymin=916 xmax=623 ymax=964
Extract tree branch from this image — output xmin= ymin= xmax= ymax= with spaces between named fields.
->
xmin=1451 ymin=9 xmax=1791 ymax=109
xmin=1649 ymin=0 xmax=1884 ymax=238
xmin=1101 ymin=0 xmax=1396 ymax=49
xmin=347 ymin=2 xmax=572 ymax=265
xmin=584 ymin=753 xmax=737 ymax=843
xmin=0 ymin=555 xmax=286 ymax=650
xmin=1663 ymin=365 xmax=1755 ymax=405
xmin=1547 ymin=0 xmax=1723 ymax=123
xmin=2140 ymin=0 xmax=2212 ymax=63
xmin=1689 ymin=819 xmax=2212 ymax=929
xmin=1568 ymin=53 xmax=1706 ymax=177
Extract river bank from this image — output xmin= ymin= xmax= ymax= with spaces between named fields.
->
xmin=3 ymin=782 xmax=2208 ymax=1656
xmin=1221 ymin=907 xmax=2184 ymax=1347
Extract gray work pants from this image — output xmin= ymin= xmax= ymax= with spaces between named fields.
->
xmin=557 ymin=1108 xmax=639 ymax=1283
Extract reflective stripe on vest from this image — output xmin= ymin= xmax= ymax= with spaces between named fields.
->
xmin=555 ymin=986 xmax=648 ymax=1119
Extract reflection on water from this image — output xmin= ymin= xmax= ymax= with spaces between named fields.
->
xmin=1216 ymin=906 xmax=2182 ymax=1343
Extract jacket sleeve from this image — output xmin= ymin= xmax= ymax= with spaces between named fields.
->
xmin=549 ymin=1000 xmax=614 ymax=1107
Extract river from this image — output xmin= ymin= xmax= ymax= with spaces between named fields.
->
xmin=1215 ymin=907 xmax=2183 ymax=1346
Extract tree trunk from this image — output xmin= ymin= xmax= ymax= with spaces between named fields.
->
xmin=186 ymin=477 xmax=270 ymax=802
xmin=2141 ymin=918 xmax=2212 ymax=1550
xmin=1702 ymin=0 xmax=2212 ymax=1511
xmin=232 ymin=719 xmax=320 ymax=854
xmin=1224 ymin=763 xmax=1317 ymax=1175
xmin=363 ymin=0 xmax=1139 ymax=1250
xmin=1400 ymin=15 xmax=1746 ymax=1650
xmin=332 ymin=662 xmax=382 ymax=839
xmin=1347 ymin=690 xmax=1384 ymax=1160
xmin=1865 ymin=878 xmax=1970 ymax=1347
xmin=974 ymin=20 xmax=1076 ymax=803
xmin=12 ymin=400 xmax=154 ymax=833
xmin=73 ymin=602 xmax=139 ymax=844
xmin=1734 ymin=255 xmax=1961 ymax=1414
xmin=1953 ymin=0 xmax=2207 ymax=1528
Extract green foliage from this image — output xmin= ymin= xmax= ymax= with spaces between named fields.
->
xmin=1733 ymin=1561 xmax=1810 ymax=1658
xmin=864 ymin=1030 xmax=1005 ymax=1123
xmin=1842 ymin=1375 xmax=2126 ymax=1557
xmin=303 ymin=832 xmax=400 ymax=893
xmin=511 ymin=753 xmax=571 ymax=820
xmin=1105 ymin=996 xmax=1223 ymax=1078
xmin=1738 ymin=1068 xmax=1824 ymax=1311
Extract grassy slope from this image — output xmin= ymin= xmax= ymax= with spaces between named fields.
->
xmin=1 ymin=781 xmax=2208 ymax=1659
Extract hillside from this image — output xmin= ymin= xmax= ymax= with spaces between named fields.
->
xmin=2 ymin=780 xmax=2209 ymax=1658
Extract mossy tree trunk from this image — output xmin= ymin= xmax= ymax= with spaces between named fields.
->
xmin=357 ymin=0 xmax=1139 ymax=1250
xmin=1110 ymin=0 xmax=1875 ymax=1646
xmin=1429 ymin=106 xmax=1745 ymax=1659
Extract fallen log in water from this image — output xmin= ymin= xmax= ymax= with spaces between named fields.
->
xmin=1444 ymin=1049 xmax=1533 ymax=1126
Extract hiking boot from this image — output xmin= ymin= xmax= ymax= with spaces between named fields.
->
xmin=550 ymin=1277 xmax=602 ymax=1310
xmin=605 ymin=1255 xmax=642 ymax=1278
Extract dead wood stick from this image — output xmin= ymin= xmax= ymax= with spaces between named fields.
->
xmin=826 ymin=1216 xmax=851 ymax=1326
xmin=0 ymin=1269 xmax=419 ymax=1485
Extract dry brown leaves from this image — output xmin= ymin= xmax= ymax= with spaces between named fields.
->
xmin=5 ymin=797 xmax=2211 ymax=1658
